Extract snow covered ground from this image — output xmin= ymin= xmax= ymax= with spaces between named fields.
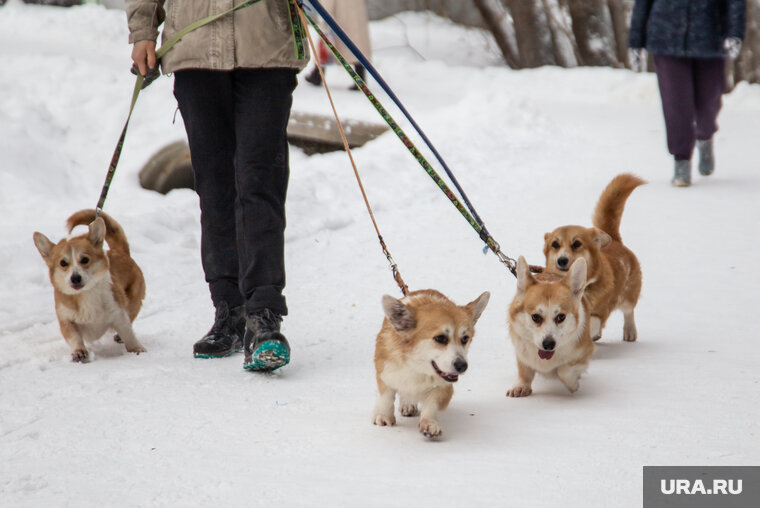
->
xmin=1 ymin=2 xmax=759 ymax=506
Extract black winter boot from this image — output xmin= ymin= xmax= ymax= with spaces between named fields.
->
xmin=243 ymin=309 xmax=290 ymax=371
xmin=193 ymin=302 xmax=245 ymax=358
xmin=304 ymin=66 xmax=322 ymax=86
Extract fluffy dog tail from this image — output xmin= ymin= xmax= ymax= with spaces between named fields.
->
xmin=592 ymin=173 xmax=646 ymax=242
xmin=66 ymin=209 xmax=131 ymax=255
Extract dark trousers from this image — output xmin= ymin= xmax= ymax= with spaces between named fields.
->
xmin=653 ymin=55 xmax=725 ymax=160
xmin=173 ymin=68 xmax=297 ymax=316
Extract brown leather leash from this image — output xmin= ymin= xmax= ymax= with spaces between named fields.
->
xmin=298 ymin=6 xmax=409 ymax=296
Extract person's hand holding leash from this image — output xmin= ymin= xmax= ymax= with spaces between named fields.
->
xmin=130 ymin=40 xmax=159 ymax=89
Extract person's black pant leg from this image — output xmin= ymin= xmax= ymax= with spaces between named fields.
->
xmin=174 ymin=70 xmax=243 ymax=309
xmin=232 ymin=68 xmax=297 ymax=317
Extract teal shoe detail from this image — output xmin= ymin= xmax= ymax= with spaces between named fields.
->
xmin=194 ymin=346 xmax=243 ymax=359
xmin=244 ymin=340 xmax=290 ymax=371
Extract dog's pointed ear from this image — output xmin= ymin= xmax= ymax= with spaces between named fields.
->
xmin=382 ymin=295 xmax=416 ymax=332
xmin=515 ymin=256 xmax=534 ymax=295
xmin=33 ymin=232 xmax=55 ymax=260
xmin=88 ymin=218 xmax=106 ymax=249
xmin=565 ymin=258 xmax=587 ymax=299
xmin=591 ymin=228 xmax=612 ymax=248
xmin=466 ymin=291 xmax=490 ymax=325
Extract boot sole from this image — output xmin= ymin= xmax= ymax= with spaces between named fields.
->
xmin=244 ymin=340 xmax=290 ymax=371
xmin=194 ymin=347 xmax=243 ymax=359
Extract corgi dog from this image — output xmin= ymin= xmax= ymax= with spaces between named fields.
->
xmin=507 ymin=256 xmax=593 ymax=397
xmin=33 ymin=209 xmax=146 ymax=362
xmin=373 ymin=289 xmax=490 ymax=439
xmin=543 ymin=173 xmax=644 ymax=342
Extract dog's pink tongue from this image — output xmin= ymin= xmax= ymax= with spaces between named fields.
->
xmin=538 ymin=350 xmax=555 ymax=360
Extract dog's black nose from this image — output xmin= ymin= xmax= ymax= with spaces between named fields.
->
xmin=70 ymin=273 xmax=82 ymax=285
xmin=557 ymin=257 xmax=569 ymax=268
xmin=542 ymin=337 xmax=556 ymax=350
xmin=453 ymin=358 xmax=468 ymax=374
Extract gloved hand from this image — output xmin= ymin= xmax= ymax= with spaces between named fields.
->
xmin=724 ymin=37 xmax=742 ymax=59
xmin=130 ymin=64 xmax=161 ymax=89
xmin=629 ymin=48 xmax=647 ymax=72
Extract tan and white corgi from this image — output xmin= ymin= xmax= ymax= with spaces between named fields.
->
xmin=507 ymin=256 xmax=593 ymax=397
xmin=543 ymin=173 xmax=644 ymax=342
xmin=373 ymin=289 xmax=490 ymax=439
xmin=33 ymin=209 xmax=146 ymax=362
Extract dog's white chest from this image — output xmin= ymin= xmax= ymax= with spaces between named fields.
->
xmin=381 ymin=362 xmax=442 ymax=401
xmin=56 ymin=278 xmax=122 ymax=340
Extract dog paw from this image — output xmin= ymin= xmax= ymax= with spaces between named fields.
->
xmin=623 ymin=328 xmax=637 ymax=342
xmin=418 ymin=418 xmax=442 ymax=439
xmin=113 ymin=334 xmax=124 ymax=344
xmin=506 ymin=385 xmax=532 ymax=397
xmin=399 ymin=403 xmax=419 ymax=417
xmin=126 ymin=344 xmax=147 ymax=355
xmin=590 ymin=317 xmax=602 ymax=340
xmin=562 ymin=380 xmax=580 ymax=393
xmin=71 ymin=350 xmax=90 ymax=363
xmin=373 ymin=414 xmax=396 ymax=427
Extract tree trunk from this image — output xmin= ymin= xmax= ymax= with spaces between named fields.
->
xmin=607 ymin=0 xmax=634 ymax=68
xmin=566 ymin=0 xmax=620 ymax=67
xmin=734 ymin=0 xmax=760 ymax=85
xmin=542 ymin=0 xmax=580 ymax=67
xmin=504 ymin=0 xmax=557 ymax=67
xmin=473 ymin=0 xmax=520 ymax=68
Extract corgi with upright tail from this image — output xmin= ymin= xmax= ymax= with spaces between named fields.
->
xmin=543 ymin=173 xmax=645 ymax=342
xmin=33 ymin=209 xmax=146 ymax=362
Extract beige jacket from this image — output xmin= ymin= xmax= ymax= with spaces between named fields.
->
xmin=126 ymin=0 xmax=308 ymax=74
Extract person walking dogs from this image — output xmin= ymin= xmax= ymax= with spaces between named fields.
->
xmin=126 ymin=0 xmax=308 ymax=371
xmin=629 ymin=0 xmax=746 ymax=187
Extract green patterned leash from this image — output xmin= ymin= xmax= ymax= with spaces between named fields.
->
xmin=96 ymin=0 xmax=307 ymax=216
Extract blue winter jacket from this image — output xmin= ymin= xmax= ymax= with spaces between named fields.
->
xmin=629 ymin=0 xmax=746 ymax=58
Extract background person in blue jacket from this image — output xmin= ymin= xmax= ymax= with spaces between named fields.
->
xmin=629 ymin=0 xmax=746 ymax=187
